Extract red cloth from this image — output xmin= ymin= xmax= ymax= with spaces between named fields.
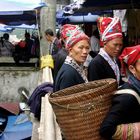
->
xmin=119 ymin=45 xmax=140 ymax=75
xmin=60 ymin=24 xmax=89 ymax=49
xmin=18 ymin=41 xmax=26 ymax=48
xmin=0 ymin=102 xmax=20 ymax=115
xmin=97 ymin=17 xmax=122 ymax=43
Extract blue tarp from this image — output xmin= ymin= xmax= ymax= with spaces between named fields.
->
xmin=56 ymin=9 xmax=111 ymax=25
xmin=0 ymin=114 xmax=32 ymax=140
xmin=0 ymin=24 xmax=13 ymax=32
xmin=6 ymin=24 xmax=38 ymax=30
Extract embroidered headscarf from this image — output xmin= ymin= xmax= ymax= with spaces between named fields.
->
xmin=119 ymin=45 xmax=140 ymax=75
xmin=97 ymin=17 xmax=122 ymax=43
xmin=60 ymin=24 xmax=89 ymax=49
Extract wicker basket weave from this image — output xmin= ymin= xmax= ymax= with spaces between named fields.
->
xmin=49 ymin=78 xmax=117 ymax=140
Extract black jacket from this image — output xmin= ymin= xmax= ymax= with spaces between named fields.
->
xmin=53 ymin=48 xmax=68 ymax=81
xmin=100 ymin=82 xmax=140 ymax=139
xmin=54 ymin=63 xmax=85 ymax=92
xmin=88 ymin=54 xmax=123 ymax=85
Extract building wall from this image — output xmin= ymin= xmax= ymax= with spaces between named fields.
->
xmin=0 ymin=70 xmax=40 ymax=102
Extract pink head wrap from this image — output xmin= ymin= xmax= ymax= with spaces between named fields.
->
xmin=60 ymin=24 xmax=89 ymax=49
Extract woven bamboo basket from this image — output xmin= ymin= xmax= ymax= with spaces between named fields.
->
xmin=49 ymin=78 xmax=117 ymax=140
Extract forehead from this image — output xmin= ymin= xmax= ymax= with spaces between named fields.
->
xmin=107 ymin=38 xmax=123 ymax=44
xmin=73 ymin=40 xmax=90 ymax=47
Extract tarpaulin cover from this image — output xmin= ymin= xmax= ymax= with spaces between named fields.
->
xmin=0 ymin=0 xmax=46 ymax=26
xmin=0 ymin=114 xmax=32 ymax=140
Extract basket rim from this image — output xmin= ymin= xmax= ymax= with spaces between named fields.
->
xmin=49 ymin=78 xmax=117 ymax=99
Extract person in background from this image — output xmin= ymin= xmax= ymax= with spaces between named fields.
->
xmin=100 ymin=45 xmax=140 ymax=140
xmin=53 ymin=37 xmax=68 ymax=82
xmin=84 ymin=28 xmax=100 ymax=68
xmin=45 ymin=28 xmax=61 ymax=56
xmin=0 ymin=33 xmax=14 ymax=56
xmin=88 ymin=17 xmax=123 ymax=86
xmin=54 ymin=24 xmax=90 ymax=92
xmin=31 ymin=32 xmax=40 ymax=58
xmin=90 ymin=28 xmax=100 ymax=57
xmin=24 ymin=32 xmax=34 ymax=59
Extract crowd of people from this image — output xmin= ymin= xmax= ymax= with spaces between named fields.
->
xmin=0 ymin=32 xmax=40 ymax=64
xmin=44 ymin=16 xmax=140 ymax=139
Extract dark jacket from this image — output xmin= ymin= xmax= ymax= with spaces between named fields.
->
xmin=54 ymin=63 xmax=85 ymax=92
xmin=50 ymin=38 xmax=61 ymax=56
xmin=53 ymin=48 xmax=68 ymax=81
xmin=27 ymin=82 xmax=53 ymax=120
xmin=100 ymin=82 xmax=140 ymax=139
xmin=88 ymin=54 xmax=123 ymax=85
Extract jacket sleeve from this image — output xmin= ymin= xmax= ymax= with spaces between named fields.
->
xmin=100 ymin=94 xmax=138 ymax=139
xmin=88 ymin=59 xmax=101 ymax=81
xmin=112 ymin=122 xmax=140 ymax=140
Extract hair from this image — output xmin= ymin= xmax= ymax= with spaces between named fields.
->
xmin=56 ymin=29 xmax=61 ymax=40
xmin=25 ymin=32 xmax=30 ymax=39
xmin=3 ymin=33 xmax=9 ymax=40
xmin=45 ymin=29 xmax=54 ymax=36
xmin=92 ymin=28 xmax=100 ymax=39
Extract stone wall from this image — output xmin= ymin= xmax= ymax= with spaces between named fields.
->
xmin=0 ymin=70 xmax=40 ymax=102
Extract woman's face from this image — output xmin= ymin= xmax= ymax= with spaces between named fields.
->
xmin=104 ymin=38 xmax=123 ymax=58
xmin=69 ymin=40 xmax=90 ymax=64
xmin=129 ymin=59 xmax=140 ymax=80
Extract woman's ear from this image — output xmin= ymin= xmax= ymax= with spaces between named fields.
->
xmin=68 ymin=47 xmax=73 ymax=57
xmin=128 ymin=65 xmax=136 ymax=75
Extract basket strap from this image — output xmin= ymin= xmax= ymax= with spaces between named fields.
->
xmin=115 ymin=89 xmax=140 ymax=105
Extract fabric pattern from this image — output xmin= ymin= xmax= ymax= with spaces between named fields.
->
xmin=65 ymin=56 xmax=88 ymax=83
xmin=100 ymin=82 xmax=140 ymax=140
xmin=97 ymin=17 xmax=122 ymax=42
xmin=112 ymin=123 xmax=140 ymax=140
xmin=60 ymin=24 xmax=89 ymax=49
xmin=119 ymin=45 xmax=140 ymax=75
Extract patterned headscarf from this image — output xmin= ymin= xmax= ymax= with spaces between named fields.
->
xmin=97 ymin=17 xmax=122 ymax=43
xmin=119 ymin=45 xmax=140 ymax=75
xmin=60 ymin=24 xmax=89 ymax=49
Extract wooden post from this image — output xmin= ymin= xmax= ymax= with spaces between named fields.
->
xmin=40 ymin=0 xmax=57 ymax=56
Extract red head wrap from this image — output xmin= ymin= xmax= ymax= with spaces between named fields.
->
xmin=97 ymin=17 xmax=122 ymax=43
xmin=119 ymin=45 xmax=140 ymax=75
xmin=60 ymin=24 xmax=89 ymax=49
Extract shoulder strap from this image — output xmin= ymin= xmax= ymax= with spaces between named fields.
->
xmin=115 ymin=89 xmax=140 ymax=105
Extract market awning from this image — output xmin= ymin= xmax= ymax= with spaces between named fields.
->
xmin=78 ymin=0 xmax=140 ymax=13
xmin=6 ymin=24 xmax=38 ymax=30
xmin=0 ymin=0 xmax=46 ymax=26
xmin=56 ymin=6 xmax=112 ymax=25
xmin=56 ymin=10 xmax=100 ymax=24
xmin=0 ymin=0 xmax=46 ymax=12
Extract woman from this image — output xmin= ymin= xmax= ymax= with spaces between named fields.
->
xmin=54 ymin=24 xmax=90 ymax=92
xmin=88 ymin=17 xmax=123 ymax=85
xmin=100 ymin=45 xmax=140 ymax=139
